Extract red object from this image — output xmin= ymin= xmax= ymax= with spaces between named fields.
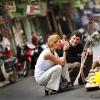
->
xmin=30 ymin=5 xmax=35 ymax=13
xmin=2 ymin=49 xmax=12 ymax=58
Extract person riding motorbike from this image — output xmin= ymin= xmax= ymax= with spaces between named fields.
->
xmin=0 ymin=33 xmax=12 ymax=58
xmin=0 ymin=33 xmax=15 ymax=87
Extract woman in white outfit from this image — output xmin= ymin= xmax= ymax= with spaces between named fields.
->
xmin=34 ymin=34 xmax=70 ymax=95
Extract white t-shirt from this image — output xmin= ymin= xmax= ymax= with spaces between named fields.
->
xmin=0 ymin=37 xmax=10 ymax=52
xmin=34 ymin=48 xmax=58 ymax=78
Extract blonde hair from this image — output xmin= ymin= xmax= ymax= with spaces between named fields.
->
xmin=47 ymin=34 xmax=61 ymax=48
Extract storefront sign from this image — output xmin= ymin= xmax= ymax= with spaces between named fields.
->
xmin=26 ymin=4 xmax=41 ymax=15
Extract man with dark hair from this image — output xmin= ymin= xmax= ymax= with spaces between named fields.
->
xmin=67 ymin=31 xmax=83 ymax=63
xmin=66 ymin=31 xmax=93 ymax=85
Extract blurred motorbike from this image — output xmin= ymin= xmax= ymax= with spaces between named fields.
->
xmin=16 ymin=42 xmax=36 ymax=77
xmin=31 ymin=41 xmax=47 ymax=70
xmin=0 ymin=45 xmax=18 ymax=87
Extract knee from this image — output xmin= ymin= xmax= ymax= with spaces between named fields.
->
xmin=55 ymin=65 xmax=62 ymax=73
xmin=74 ymin=62 xmax=81 ymax=68
xmin=57 ymin=65 xmax=62 ymax=71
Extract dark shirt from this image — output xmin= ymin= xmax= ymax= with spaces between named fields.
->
xmin=67 ymin=44 xmax=83 ymax=63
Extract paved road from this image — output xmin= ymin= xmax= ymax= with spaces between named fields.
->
xmin=0 ymin=44 xmax=100 ymax=100
xmin=0 ymin=76 xmax=100 ymax=100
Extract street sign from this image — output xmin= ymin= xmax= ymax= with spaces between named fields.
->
xmin=26 ymin=4 xmax=41 ymax=15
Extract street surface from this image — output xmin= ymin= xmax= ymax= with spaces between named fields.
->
xmin=0 ymin=44 xmax=100 ymax=100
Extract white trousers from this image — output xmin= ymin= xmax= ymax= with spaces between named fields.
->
xmin=35 ymin=64 xmax=70 ymax=91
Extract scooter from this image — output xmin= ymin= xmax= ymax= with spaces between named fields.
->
xmin=0 ymin=52 xmax=18 ymax=87
xmin=15 ymin=42 xmax=35 ymax=77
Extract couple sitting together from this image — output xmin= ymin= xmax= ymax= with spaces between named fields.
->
xmin=34 ymin=31 xmax=93 ymax=95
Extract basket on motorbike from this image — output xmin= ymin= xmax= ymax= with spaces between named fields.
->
xmin=4 ymin=57 xmax=17 ymax=73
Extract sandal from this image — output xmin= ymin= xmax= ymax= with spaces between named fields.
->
xmin=45 ymin=87 xmax=58 ymax=95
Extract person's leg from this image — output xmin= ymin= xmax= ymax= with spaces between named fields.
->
xmin=61 ymin=63 xmax=70 ymax=82
xmin=36 ymin=65 xmax=62 ymax=91
xmin=78 ymin=55 xmax=93 ymax=85
xmin=65 ymin=62 xmax=80 ymax=84
xmin=59 ymin=64 xmax=74 ymax=91
xmin=84 ymin=55 xmax=93 ymax=77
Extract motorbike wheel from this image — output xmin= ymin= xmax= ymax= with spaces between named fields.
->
xmin=9 ymin=66 xmax=18 ymax=83
xmin=23 ymin=61 xmax=31 ymax=77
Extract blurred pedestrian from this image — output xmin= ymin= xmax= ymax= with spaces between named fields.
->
xmin=87 ymin=20 xmax=100 ymax=35
xmin=0 ymin=33 xmax=12 ymax=58
xmin=32 ymin=32 xmax=39 ymax=45
xmin=81 ymin=12 xmax=89 ymax=29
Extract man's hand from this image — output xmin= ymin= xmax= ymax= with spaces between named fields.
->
xmin=86 ymin=48 xmax=93 ymax=55
xmin=81 ymin=48 xmax=93 ymax=57
xmin=63 ymin=41 xmax=70 ymax=51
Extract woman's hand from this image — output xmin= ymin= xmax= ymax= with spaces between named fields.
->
xmin=63 ymin=41 xmax=70 ymax=51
